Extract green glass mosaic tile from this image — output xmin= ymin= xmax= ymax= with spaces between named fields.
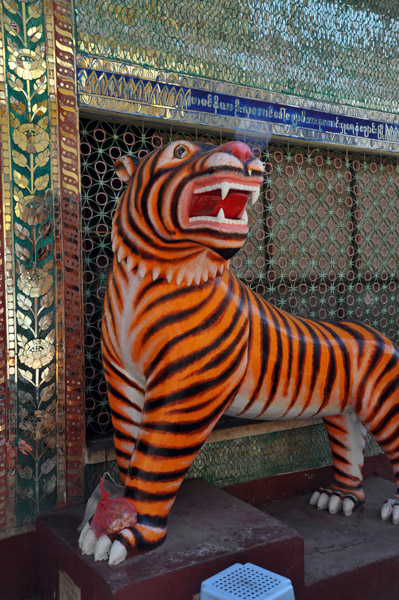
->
xmin=188 ymin=427 xmax=381 ymax=489
xmin=84 ymin=425 xmax=381 ymax=497
xmin=76 ymin=0 xmax=399 ymax=114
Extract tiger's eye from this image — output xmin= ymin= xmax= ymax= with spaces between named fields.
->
xmin=174 ymin=145 xmax=188 ymax=159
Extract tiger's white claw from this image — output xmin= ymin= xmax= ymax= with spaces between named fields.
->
xmin=108 ymin=540 xmax=128 ymax=566
xmin=342 ymin=497 xmax=355 ymax=516
xmin=94 ymin=535 xmax=112 ymax=561
xmin=78 ymin=521 xmax=91 ymax=550
xmin=392 ymin=505 xmax=399 ymax=525
xmin=309 ymin=491 xmax=320 ymax=506
xmin=81 ymin=526 xmax=97 ymax=555
xmin=328 ymin=495 xmax=342 ymax=514
xmin=381 ymin=500 xmax=394 ymax=522
xmin=317 ymin=492 xmax=329 ymax=510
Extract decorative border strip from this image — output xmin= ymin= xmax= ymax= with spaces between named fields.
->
xmin=0 ymin=1 xmax=17 ymax=534
xmin=77 ymin=56 xmax=399 ymax=153
xmin=43 ymin=0 xmax=64 ymax=510
xmin=53 ymin=0 xmax=85 ymax=505
xmin=0 ymin=105 xmax=9 ymax=533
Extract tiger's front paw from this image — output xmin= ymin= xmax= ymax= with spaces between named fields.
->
xmin=79 ymin=522 xmax=114 ymax=561
xmin=79 ymin=521 xmax=167 ymax=565
xmin=381 ymin=496 xmax=399 ymax=524
xmin=79 ymin=477 xmax=138 ymax=564
xmin=309 ymin=486 xmax=364 ymax=516
xmin=78 ymin=523 xmax=128 ymax=565
xmin=111 ymin=523 xmax=168 ymax=562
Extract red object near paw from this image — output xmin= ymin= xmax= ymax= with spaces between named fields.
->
xmin=91 ymin=477 xmax=137 ymax=537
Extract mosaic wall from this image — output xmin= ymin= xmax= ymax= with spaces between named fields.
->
xmin=0 ymin=0 xmax=84 ymax=537
xmin=75 ymin=0 xmax=399 ymax=114
xmin=85 ymin=424 xmax=381 ymax=497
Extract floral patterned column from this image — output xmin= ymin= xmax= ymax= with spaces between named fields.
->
xmin=0 ymin=0 xmax=84 ymax=536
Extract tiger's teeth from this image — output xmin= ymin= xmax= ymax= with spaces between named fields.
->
xmin=138 ymin=262 xmax=146 ymax=278
xmin=186 ymin=271 xmax=195 ymax=285
xmin=251 ymin=188 xmax=260 ymax=205
xmin=242 ymin=210 xmax=248 ymax=225
xmin=216 ymin=208 xmax=225 ymax=222
xmin=248 ymin=169 xmax=252 ymax=176
xmin=208 ymin=263 xmax=217 ymax=279
xmin=117 ymin=246 xmax=127 ymax=262
xmin=126 ymin=255 xmax=135 ymax=271
xmin=220 ymin=182 xmax=230 ymax=200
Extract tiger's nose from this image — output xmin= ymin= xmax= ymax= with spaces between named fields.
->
xmin=219 ymin=141 xmax=251 ymax=163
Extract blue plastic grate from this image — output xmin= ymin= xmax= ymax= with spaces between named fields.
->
xmin=200 ymin=563 xmax=295 ymax=600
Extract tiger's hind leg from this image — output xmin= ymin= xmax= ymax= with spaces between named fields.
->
xmin=360 ymin=389 xmax=399 ymax=524
xmin=310 ymin=411 xmax=367 ymax=516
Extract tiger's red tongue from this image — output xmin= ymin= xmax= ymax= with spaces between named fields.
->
xmin=190 ymin=191 xmax=248 ymax=219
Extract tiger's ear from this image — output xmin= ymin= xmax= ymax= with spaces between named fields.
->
xmin=114 ymin=155 xmax=139 ymax=183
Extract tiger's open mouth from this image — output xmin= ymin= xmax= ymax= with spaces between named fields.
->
xmin=188 ymin=182 xmax=260 ymax=227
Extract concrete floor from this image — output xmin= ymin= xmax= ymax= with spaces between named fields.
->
xmin=262 ymin=477 xmax=399 ymax=600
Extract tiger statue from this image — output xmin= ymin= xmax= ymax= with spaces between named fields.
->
xmin=79 ymin=140 xmax=399 ymax=565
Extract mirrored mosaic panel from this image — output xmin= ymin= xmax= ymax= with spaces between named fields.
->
xmin=76 ymin=0 xmax=399 ymax=114
xmin=84 ymin=423 xmax=381 ymax=496
xmin=80 ymin=117 xmax=399 ymax=439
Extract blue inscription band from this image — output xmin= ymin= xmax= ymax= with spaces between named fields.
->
xmin=77 ymin=57 xmax=399 ymax=153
